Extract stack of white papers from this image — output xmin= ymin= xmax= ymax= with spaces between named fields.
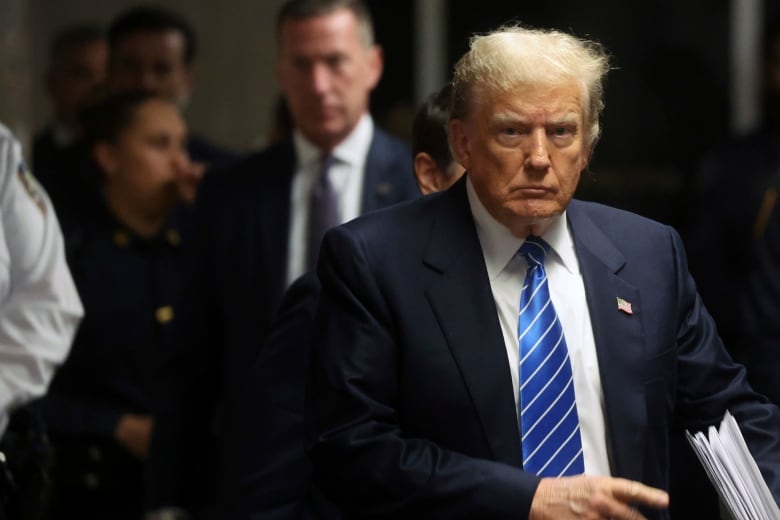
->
xmin=685 ymin=411 xmax=780 ymax=520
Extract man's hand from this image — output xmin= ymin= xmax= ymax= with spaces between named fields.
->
xmin=114 ymin=413 xmax=154 ymax=459
xmin=529 ymin=475 xmax=669 ymax=519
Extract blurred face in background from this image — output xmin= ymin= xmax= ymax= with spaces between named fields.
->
xmin=47 ymin=39 xmax=108 ymax=132
xmin=96 ymin=98 xmax=192 ymax=216
xmin=276 ymin=8 xmax=382 ymax=151
xmin=109 ymin=30 xmax=192 ymax=106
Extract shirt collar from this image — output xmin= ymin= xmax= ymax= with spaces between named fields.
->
xmin=466 ymin=176 xmax=578 ymax=280
xmin=292 ymin=113 xmax=373 ymax=169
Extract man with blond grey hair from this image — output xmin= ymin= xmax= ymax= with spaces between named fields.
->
xmin=307 ymin=24 xmax=780 ymax=518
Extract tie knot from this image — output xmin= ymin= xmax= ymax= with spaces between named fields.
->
xmin=518 ymin=236 xmax=550 ymax=267
xmin=320 ymin=153 xmax=336 ymax=172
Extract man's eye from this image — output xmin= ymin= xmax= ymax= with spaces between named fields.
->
xmin=501 ymin=128 xmax=519 ymax=136
xmin=550 ymin=126 xmax=575 ymax=137
xmin=148 ymin=136 xmax=170 ymax=149
xmin=326 ymin=55 xmax=347 ymax=69
xmin=292 ymin=58 xmax=310 ymax=70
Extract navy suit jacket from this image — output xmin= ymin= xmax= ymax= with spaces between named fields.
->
xmin=307 ymin=176 xmax=780 ymax=519
xmin=147 ymin=126 xmax=418 ymax=515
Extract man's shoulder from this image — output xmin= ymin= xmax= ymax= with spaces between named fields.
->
xmin=568 ymin=198 xmax=680 ymax=258
xmin=368 ymin=127 xmax=412 ymax=168
xmin=197 ymin=139 xmax=295 ymax=203
xmin=371 ymin=126 xmax=410 ymax=153
xmin=569 ymin=199 xmax=670 ymax=229
xmin=339 ymin=184 xmax=460 ymax=244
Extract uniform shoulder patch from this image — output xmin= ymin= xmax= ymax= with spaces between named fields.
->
xmin=17 ymin=161 xmax=46 ymax=215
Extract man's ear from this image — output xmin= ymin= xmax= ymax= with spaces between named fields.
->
xmin=93 ymin=142 xmax=119 ymax=178
xmin=449 ymin=118 xmax=471 ymax=171
xmin=580 ymin=144 xmax=592 ymax=171
xmin=414 ymin=152 xmax=442 ymax=195
xmin=365 ymin=44 xmax=383 ymax=91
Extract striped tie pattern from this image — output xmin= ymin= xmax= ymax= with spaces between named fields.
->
xmin=517 ymin=236 xmax=584 ymax=477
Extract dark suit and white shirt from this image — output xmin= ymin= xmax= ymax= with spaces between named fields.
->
xmin=147 ymin=116 xmax=418 ymax=517
xmin=307 ymin=175 xmax=780 ymax=519
xmin=468 ymin=179 xmax=610 ymax=476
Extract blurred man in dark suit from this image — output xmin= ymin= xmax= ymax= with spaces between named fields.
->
xmin=33 ymin=24 xmax=107 ymax=231
xmin=145 ymin=1 xmax=418 ymax=518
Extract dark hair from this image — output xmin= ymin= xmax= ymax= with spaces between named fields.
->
xmin=412 ymin=84 xmax=454 ymax=174
xmin=276 ymin=0 xmax=374 ymax=47
xmin=79 ymin=88 xmax=162 ymax=149
xmin=50 ymin=24 xmax=104 ymax=59
xmin=108 ymin=5 xmax=196 ymax=64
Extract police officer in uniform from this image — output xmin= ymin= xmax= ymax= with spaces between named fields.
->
xmin=0 ymin=123 xmax=83 ymax=518
xmin=37 ymin=90 xmax=199 ymax=520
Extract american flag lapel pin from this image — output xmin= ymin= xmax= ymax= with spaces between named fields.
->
xmin=616 ymin=297 xmax=633 ymax=315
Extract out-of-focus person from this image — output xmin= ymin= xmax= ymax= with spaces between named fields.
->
xmin=33 ymin=24 xmax=108 ymax=231
xmin=107 ymin=4 xmax=235 ymax=179
xmin=685 ymin=18 xmax=780 ymax=349
xmin=108 ymin=4 xmax=235 ymax=195
xmin=738 ymin=201 xmax=780 ymax=406
xmin=38 ymin=90 xmax=198 ymax=520
xmin=0 ymin=123 xmax=83 ymax=518
xmin=412 ymin=83 xmax=464 ymax=194
xmin=145 ymin=0 xmax=418 ymax=518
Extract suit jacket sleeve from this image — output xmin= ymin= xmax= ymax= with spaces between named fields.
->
xmin=306 ymin=226 xmax=539 ymax=519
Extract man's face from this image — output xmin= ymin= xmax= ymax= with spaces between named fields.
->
xmin=47 ymin=40 xmax=108 ymax=130
xmin=276 ymin=9 xmax=382 ymax=151
xmin=109 ymin=30 xmax=192 ymax=105
xmin=450 ymin=83 xmax=590 ymax=237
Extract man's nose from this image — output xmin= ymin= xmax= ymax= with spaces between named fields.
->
xmin=172 ymin=147 xmax=192 ymax=172
xmin=309 ymin=63 xmax=333 ymax=94
xmin=526 ymin=129 xmax=551 ymax=170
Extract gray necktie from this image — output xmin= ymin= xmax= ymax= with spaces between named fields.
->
xmin=307 ymin=154 xmax=340 ymax=271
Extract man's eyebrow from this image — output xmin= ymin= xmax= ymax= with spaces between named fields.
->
xmin=490 ymin=112 xmax=528 ymax=125
xmin=549 ymin=112 xmax=581 ymax=124
xmin=489 ymin=111 xmax=581 ymax=125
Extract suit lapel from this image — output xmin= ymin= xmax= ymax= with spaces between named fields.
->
xmin=567 ymin=201 xmax=647 ymax=482
xmin=423 ymin=179 xmax=523 ymax=467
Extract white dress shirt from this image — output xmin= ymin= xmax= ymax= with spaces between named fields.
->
xmin=0 ymin=123 xmax=83 ymax=436
xmin=286 ymin=114 xmax=373 ymax=285
xmin=466 ymin=178 xmax=611 ymax=476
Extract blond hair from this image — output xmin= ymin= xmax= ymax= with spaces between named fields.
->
xmin=451 ymin=25 xmax=610 ymax=147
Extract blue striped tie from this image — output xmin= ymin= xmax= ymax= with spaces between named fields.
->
xmin=517 ymin=236 xmax=584 ymax=477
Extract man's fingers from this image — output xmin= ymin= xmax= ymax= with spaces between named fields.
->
xmin=611 ymin=478 xmax=669 ymax=508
